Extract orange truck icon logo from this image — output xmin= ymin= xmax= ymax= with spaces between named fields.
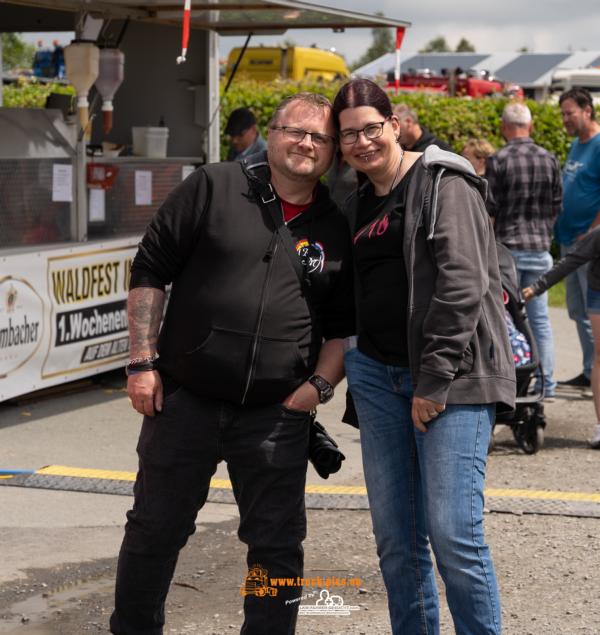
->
xmin=240 ymin=565 xmax=278 ymax=598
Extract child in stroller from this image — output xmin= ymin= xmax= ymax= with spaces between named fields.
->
xmin=523 ymin=226 xmax=600 ymax=449
xmin=494 ymin=242 xmax=546 ymax=454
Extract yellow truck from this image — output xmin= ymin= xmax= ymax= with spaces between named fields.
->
xmin=226 ymin=46 xmax=349 ymax=82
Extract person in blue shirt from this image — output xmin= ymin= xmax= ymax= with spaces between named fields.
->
xmin=554 ymin=88 xmax=600 ymax=390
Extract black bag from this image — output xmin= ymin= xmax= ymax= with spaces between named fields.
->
xmin=242 ymin=155 xmax=346 ymax=479
xmin=309 ymin=417 xmax=345 ymax=479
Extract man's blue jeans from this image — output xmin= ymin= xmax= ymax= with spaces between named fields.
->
xmin=345 ymin=347 xmax=501 ymax=635
xmin=510 ymin=249 xmax=556 ymax=395
xmin=561 ymin=242 xmax=594 ymax=379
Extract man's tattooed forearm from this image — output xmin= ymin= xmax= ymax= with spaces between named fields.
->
xmin=128 ymin=288 xmax=166 ymax=357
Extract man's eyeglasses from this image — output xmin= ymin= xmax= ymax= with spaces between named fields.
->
xmin=339 ymin=119 xmax=389 ymax=145
xmin=270 ymin=126 xmax=336 ymax=148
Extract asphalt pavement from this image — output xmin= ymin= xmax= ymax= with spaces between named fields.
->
xmin=0 ymin=307 xmax=599 ymax=634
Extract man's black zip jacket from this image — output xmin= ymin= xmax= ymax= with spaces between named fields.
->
xmin=129 ymin=156 xmax=355 ymax=406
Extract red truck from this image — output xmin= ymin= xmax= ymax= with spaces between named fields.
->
xmin=386 ymin=68 xmax=522 ymax=99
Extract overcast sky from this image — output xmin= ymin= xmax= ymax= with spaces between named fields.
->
xmin=23 ymin=0 xmax=600 ymax=65
xmin=218 ymin=0 xmax=600 ymax=64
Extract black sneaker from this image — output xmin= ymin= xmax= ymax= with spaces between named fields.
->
xmin=557 ymin=373 xmax=591 ymax=388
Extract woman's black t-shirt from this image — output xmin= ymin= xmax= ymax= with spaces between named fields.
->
xmin=353 ymin=163 xmax=417 ymax=366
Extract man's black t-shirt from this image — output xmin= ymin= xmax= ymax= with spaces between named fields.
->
xmin=353 ymin=163 xmax=417 ymax=366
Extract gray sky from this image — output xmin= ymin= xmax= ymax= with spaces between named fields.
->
xmin=218 ymin=0 xmax=600 ymax=64
xmin=22 ymin=0 xmax=600 ymax=65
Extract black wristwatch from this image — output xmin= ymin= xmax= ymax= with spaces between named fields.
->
xmin=308 ymin=375 xmax=334 ymax=404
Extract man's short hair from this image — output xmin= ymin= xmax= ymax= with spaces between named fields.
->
xmin=268 ymin=93 xmax=336 ymax=131
xmin=502 ymin=102 xmax=532 ymax=127
xmin=225 ymin=108 xmax=256 ymax=136
xmin=393 ymin=103 xmax=419 ymax=124
xmin=559 ymin=87 xmax=596 ymax=120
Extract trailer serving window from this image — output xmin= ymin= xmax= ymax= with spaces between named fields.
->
xmin=0 ymin=108 xmax=75 ymax=249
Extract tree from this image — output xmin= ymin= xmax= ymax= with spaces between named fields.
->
xmin=455 ymin=38 xmax=475 ymax=53
xmin=1 ymin=33 xmax=36 ymax=71
xmin=419 ymin=36 xmax=451 ymax=53
xmin=350 ymin=12 xmax=394 ymax=70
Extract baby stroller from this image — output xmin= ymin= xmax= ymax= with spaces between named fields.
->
xmin=491 ymin=243 xmax=546 ymax=454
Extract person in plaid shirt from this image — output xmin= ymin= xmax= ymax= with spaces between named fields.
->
xmin=486 ymin=102 xmax=562 ymax=398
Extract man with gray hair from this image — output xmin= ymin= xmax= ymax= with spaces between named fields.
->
xmin=393 ymin=103 xmax=452 ymax=152
xmin=486 ymin=102 xmax=563 ymax=399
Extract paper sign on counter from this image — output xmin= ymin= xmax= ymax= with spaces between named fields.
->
xmin=52 ymin=164 xmax=73 ymax=202
xmin=89 ymin=188 xmax=106 ymax=222
xmin=135 ymin=171 xmax=152 ymax=206
xmin=182 ymin=165 xmax=195 ymax=181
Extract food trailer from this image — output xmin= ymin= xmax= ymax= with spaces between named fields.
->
xmin=0 ymin=0 xmax=410 ymax=402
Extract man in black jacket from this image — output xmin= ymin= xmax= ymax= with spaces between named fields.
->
xmin=110 ymin=93 xmax=354 ymax=635
xmin=394 ymin=103 xmax=453 ymax=153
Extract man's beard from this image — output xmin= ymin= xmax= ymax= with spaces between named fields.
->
xmin=282 ymin=153 xmax=319 ymax=181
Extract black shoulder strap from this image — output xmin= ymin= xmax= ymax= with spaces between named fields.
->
xmin=241 ymin=153 xmax=312 ymax=297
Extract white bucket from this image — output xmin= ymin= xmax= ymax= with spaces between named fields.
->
xmin=145 ymin=127 xmax=169 ymax=158
xmin=131 ymin=126 xmax=147 ymax=156
xmin=131 ymin=126 xmax=169 ymax=157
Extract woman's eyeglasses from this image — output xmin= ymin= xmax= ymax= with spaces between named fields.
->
xmin=270 ymin=126 xmax=336 ymax=148
xmin=339 ymin=119 xmax=389 ymax=145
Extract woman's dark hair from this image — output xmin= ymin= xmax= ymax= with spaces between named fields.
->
xmin=332 ymin=78 xmax=393 ymax=120
xmin=559 ymin=87 xmax=596 ymax=120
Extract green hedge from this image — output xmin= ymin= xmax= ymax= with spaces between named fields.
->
xmin=3 ymin=78 xmax=571 ymax=163
xmin=2 ymin=78 xmax=75 ymax=108
xmin=220 ymin=79 xmax=572 ymax=163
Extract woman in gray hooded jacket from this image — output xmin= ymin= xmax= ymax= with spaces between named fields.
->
xmin=332 ymin=78 xmax=515 ymax=635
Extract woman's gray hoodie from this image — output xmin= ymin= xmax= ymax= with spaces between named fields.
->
xmin=346 ymin=146 xmax=516 ymax=410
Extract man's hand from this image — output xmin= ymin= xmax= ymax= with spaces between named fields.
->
xmin=411 ymin=396 xmax=445 ymax=432
xmin=522 ymin=286 xmax=535 ymax=302
xmin=282 ymin=381 xmax=320 ymax=413
xmin=128 ymin=370 xmax=163 ymax=417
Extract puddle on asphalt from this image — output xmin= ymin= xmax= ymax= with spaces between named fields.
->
xmin=0 ymin=578 xmax=113 ymax=633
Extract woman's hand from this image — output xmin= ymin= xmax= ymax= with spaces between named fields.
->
xmin=522 ymin=286 xmax=535 ymax=302
xmin=411 ymin=396 xmax=445 ymax=432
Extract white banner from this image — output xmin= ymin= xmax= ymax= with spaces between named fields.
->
xmin=0 ymin=237 xmax=139 ymax=401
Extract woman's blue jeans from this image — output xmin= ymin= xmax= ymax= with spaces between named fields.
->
xmin=345 ymin=347 xmax=501 ymax=635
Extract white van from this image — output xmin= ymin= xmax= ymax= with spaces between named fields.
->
xmin=550 ymin=68 xmax=600 ymax=105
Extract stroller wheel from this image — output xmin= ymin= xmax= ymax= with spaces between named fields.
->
xmin=512 ymin=422 xmax=544 ymax=454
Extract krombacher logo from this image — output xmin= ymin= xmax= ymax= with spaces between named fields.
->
xmin=0 ymin=277 xmax=44 ymax=377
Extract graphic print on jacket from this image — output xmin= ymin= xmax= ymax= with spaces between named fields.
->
xmin=129 ymin=161 xmax=354 ymax=406
xmin=296 ymin=239 xmax=326 ymax=274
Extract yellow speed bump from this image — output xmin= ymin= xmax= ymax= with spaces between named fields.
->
xmin=485 ymin=487 xmax=600 ymax=503
xmin=31 ymin=466 xmax=600 ymax=503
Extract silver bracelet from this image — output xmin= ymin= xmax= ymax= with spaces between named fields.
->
xmin=128 ymin=355 xmax=157 ymax=366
